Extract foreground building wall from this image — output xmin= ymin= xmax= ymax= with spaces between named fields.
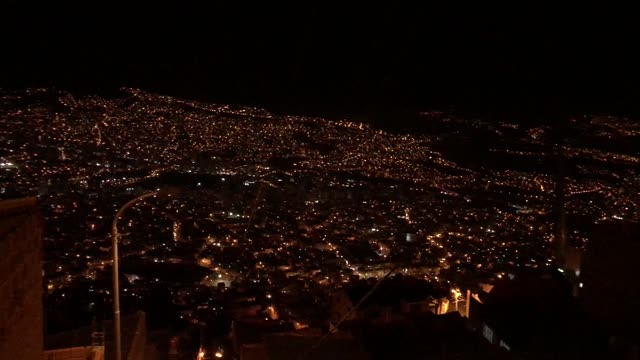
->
xmin=0 ymin=198 xmax=44 ymax=360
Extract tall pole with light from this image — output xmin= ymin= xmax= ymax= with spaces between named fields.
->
xmin=112 ymin=190 xmax=174 ymax=360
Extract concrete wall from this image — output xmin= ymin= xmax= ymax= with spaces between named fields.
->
xmin=0 ymin=199 xmax=44 ymax=360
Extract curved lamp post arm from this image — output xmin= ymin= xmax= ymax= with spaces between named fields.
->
xmin=111 ymin=192 xmax=159 ymax=240
xmin=112 ymin=191 xmax=158 ymax=360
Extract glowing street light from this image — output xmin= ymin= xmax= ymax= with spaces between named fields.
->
xmin=451 ymin=288 xmax=462 ymax=312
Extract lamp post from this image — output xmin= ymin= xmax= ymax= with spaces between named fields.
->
xmin=112 ymin=188 xmax=181 ymax=360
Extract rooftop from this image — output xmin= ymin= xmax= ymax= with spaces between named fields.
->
xmin=45 ymin=311 xmax=145 ymax=360
xmin=263 ymin=332 xmax=368 ymax=360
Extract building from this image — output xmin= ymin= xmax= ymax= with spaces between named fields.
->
xmin=581 ymin=222 xmax=640 ymax=359
xmin=0 ymin=197 xmax=44 ymax=360
xmin=45 ymin=311 xmax=146 ymax=360
xmin=329 ymin=276 xmax=442 ymax=324
xmin=44 ymin=346 xmax=104 ymax=360
xmin=234 ymin=326 xmax=366 ymax=360
xmin=231 ymin=318 xmax=294 ymax=355
xmin=469 ymin=272 xmax=606 ymax=356
xmin=261 ymin=331 xmax=367 ymax=360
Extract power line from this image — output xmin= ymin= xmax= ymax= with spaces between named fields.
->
xmin=299 ymin=263 xmax=401 ymax=358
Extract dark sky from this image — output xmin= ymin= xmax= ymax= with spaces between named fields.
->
xmin=1 ymin=4 xmax=638 ymax=122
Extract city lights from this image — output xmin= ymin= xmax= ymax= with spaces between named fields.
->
xmin=2 ymin=88 xmax=638 ymax=359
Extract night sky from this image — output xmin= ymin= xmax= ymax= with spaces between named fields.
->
xmin=2 ymin=4 xmax=638 ymax=123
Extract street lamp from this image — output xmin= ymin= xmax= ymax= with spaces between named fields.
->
xmin=112 ymin=188 xmax=179 ymax=360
